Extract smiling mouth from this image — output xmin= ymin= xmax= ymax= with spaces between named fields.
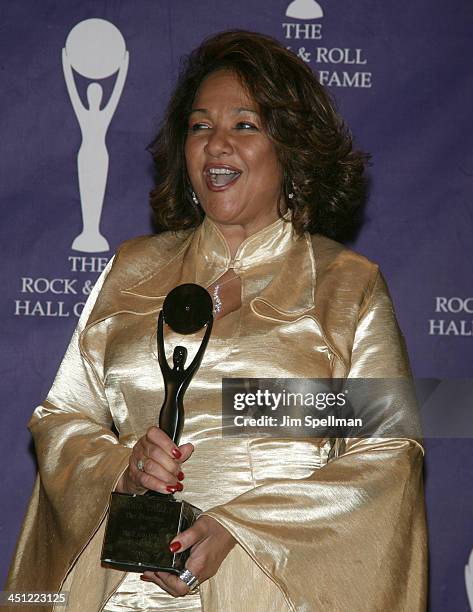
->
xmin=205 ymin=167 xmax=241 ymax=190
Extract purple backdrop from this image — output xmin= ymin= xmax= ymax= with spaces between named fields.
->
xmin=1 ymin=2 xmax=473 ymax=610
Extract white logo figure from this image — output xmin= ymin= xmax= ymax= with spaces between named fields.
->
xmin=466 ymin=548 xmax=473 ymax=611
xmin=62 ymin=18 xmax=129 ymax=252
xmin=286 ymin=0 xmax=324 ymax=19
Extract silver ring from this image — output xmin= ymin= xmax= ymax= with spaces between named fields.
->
xmin=178 ymin=568 xmax=200 ymax=591
xmin=137 ymin=459 xmax=145 ymax=472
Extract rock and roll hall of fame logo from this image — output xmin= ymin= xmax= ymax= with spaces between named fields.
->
xmin=62 ymin=18 xmax=129 ymax=253
xmin=283 ymin=0 xmax=373 ymax=89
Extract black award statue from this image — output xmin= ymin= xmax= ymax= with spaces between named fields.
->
xmin=101 ymin=283 xmax=213 ymax=573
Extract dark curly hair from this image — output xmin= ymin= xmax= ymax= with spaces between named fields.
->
xmin=148 ymin=30 xmax=369 ymax=238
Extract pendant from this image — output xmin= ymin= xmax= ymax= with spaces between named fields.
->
xmin=212 ymin=284 xmax=223 ymax=314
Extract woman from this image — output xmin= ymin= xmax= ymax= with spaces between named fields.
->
xmin=7 ymin=31 xmax=427 ymax=611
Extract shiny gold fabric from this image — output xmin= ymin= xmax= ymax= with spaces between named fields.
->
xmin=7 ymin=216 xmax=427 ymax=611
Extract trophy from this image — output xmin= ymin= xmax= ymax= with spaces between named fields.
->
xmin=62 ymin=18 xmax=129 ymax=253
xmin=101 ymin=283 xmax=213 ymax=573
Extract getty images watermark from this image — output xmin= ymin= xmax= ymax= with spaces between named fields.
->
xmin=222 ymin=378 xmax=473 ymax=439
xmin=232 ymin=386 xmax=358 ymax=430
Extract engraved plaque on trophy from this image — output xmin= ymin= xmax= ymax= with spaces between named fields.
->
xmin=101 ymin=283 xmax=213 ymax=573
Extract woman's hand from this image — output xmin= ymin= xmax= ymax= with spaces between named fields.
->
xmin=115 ymin=426 xmax=194 ymax=495
xmin=141 ymin=515 xmax=236 ymax=596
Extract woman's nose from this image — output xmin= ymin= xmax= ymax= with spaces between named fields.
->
xmin=204 ymin=128 xmax=233 ymax=157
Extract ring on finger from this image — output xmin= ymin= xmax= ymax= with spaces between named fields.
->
xmin=137 ymin=459 xmax=145 ymax=472
xmin=178 ymin=568 xmax=200 ymax=591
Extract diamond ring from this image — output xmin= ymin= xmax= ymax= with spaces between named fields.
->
xmin=178 ymin=568 xmax=200 ymax=591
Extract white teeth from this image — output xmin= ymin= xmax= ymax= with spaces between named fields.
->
xmin=208 ymin=168 xmax=240 ymax=175
xmin=207 ymin=167 xmax=241 ymax=187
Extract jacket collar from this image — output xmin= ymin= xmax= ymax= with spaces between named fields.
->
xmin=119 ymin=215 xmax=316 ymax=321
xmin=249 ymin=231 xmax=316 ymax=321
xmin=81 ymin=217 xmax=317 ymax=346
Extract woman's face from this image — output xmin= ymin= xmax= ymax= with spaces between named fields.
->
xmin=185 ymin=70 xmax=283 ymax=235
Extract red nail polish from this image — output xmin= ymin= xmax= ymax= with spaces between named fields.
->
xmin=140 ymin=575 xmax=151 ymax=581
xmin=172 ymin=448 xmax=182 ymax=459
xmin=166 ymin=485 xmax=178 ymax=493
xmin=169 ymin=541 xmax=182 ymax=553
xmin=177 ymin=471 xmax=185 ymax=481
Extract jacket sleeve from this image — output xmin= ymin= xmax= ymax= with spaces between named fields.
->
xmin=6 ymin=260 xmax=132 ymax=595
xmin=202 ymin=269 xmax=427 ymax=612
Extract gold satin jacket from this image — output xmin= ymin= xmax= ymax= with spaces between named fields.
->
xmin=7 ymin=216 xmax=427 ymax=611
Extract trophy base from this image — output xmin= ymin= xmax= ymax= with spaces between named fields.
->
xmin=101 ymin=492 xmax=201 ymax=573
xmin=71 ymin=231 xmax=110 ymax=253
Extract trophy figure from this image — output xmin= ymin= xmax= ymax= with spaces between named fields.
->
xmin=285 ymin=0 xmax=324 ymax=19
xmin=62 ymin=18 xmax=129 ymax=253
xmin=101 ymin=284 xmax=213 ymax=573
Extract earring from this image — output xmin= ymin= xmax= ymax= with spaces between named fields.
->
xmin=288 ymin=181 xmax=296 ymax=200
xmin=191 ymin=191 xmax=199 ymax=206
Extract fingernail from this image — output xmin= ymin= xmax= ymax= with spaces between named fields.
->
xmin=166 ymin=482 xmax=184 ymax=493
xmin=166 ymin=482 xmax=183 ymax=493
xmin=172 ymin=448 xmax=182 ymax=459
xmin=140 ymin=575 xmax=151 ymax=581
xmin=169 ymin=541 xmax=182 ymax=553
xmin=177 ymin=471 xmax=185 ymax=481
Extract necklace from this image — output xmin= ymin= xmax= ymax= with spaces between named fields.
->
xmin=211 ymin=275 xmax=239 ymax=314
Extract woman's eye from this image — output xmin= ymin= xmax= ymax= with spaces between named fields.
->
xmin=190 ymin=123 xmax=210 ymax=132
xmin=235 ymin=122 xmax=258 ymax=130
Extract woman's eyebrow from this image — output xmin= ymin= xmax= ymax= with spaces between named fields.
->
xmin=189 ymin=107 xmax=259 ymax=115
xmin=235 ymin=107 xmax=259 ymax=115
